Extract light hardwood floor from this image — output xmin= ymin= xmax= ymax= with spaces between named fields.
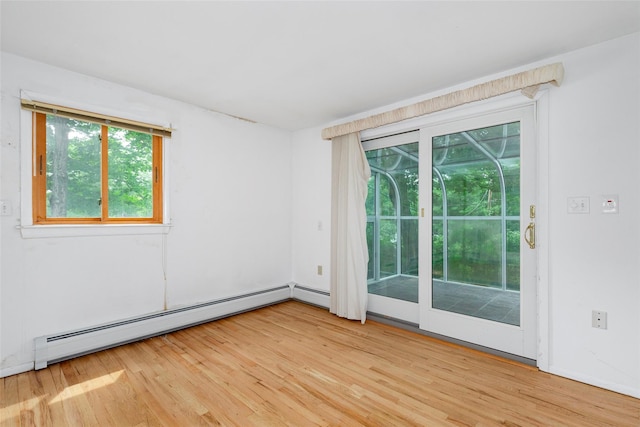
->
xmin=2 ymin=301 xmax=639 ymax=426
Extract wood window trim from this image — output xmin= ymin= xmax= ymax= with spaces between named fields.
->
xmin=32 ymin=111 xmax=164 ymax=225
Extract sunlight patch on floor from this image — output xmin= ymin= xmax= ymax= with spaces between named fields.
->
xmin=49 ymin=370 xmax=124 ymax=404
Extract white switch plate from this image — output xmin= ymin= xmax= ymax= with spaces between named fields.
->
xmin=567 ymin=196 xmax=589 ymax=214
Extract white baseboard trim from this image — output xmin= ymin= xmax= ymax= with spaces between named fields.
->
xmin=548 ymin=366 xmax=640 ymax=399
xmin=290 ymin=283 xmax=330 ymax=308
xmin=0 ymin=362 xmax=35 ymax=378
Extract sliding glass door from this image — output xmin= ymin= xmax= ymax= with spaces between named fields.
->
xmin=363 ymin=132 xmax=420 ymax=323
xmin=363 ymin=105 xmax=537 ymax=359
xmin=420 ymin=106 xmax=537 ymax=359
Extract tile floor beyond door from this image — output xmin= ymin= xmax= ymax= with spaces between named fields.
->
xmin=368 ymin=276 xmax=520 ymax=326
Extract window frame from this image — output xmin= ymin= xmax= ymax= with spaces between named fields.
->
xmin=31 ymin=111 xmax=163 ymax=225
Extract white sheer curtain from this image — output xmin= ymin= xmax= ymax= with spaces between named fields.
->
xmin=330 ymin=132 xmax=371 ymax=323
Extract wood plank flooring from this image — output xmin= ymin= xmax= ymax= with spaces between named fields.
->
xmin=2 ymin=301 xmax=639 ymax=426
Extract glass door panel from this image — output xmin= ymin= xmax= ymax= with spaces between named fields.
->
xmin=365 ymin=141 xmax=419 ymax=304
xmin=431 ymin=126 xmax=520 ymax=325
xmin=420 ymin=106 xmax=537 ymax=359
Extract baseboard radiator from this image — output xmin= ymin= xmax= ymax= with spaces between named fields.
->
xmin=291 ymin=284 xmax=330 ymax=308
xmin=34 ymin=285 xmax=292 ymax=370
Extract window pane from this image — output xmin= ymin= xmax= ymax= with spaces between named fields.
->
xmin=46 ymin=115 xmax=101 ymax=218
xmin=393 ymin=168 xmax=418 ymax=216
xmin=366 ymin=175 xmax=375 ymax=216
xmin=439 ymin=161 xmax=501 ymax=217
xmin=433 ymin=134 xmax=484 ymax=165
xmin=432 ymin=219 xmax=444 ymax=280
xmin=107 ymin=127 xmax=153 ymax=218
xmin=379 ymin=219 xmax=397 ymax=278
xmin=447 ymin=219 xmax=502 ymax=288
xmin=366 ymin=221 xmax=374 ymax=280
xmin=432 ymin=171 xmax=443 ymax=216
xmin=400 ymin=218 xmax=418 ymax=275
xmin=502 ymin=158 xmax=520 ymax=217
xmin=365 ymin=141 xmax=418 ymax=302
xmin=467 ymin=121 xmax=520 ymax=159
xmin=506 ymin=220 xmax=520 ymax=291
xmin=379 ymin=175 xmax=395 ymax=216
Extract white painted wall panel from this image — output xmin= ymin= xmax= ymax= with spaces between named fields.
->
xmin=291 ymin=127 xmax=332 ymax=291
xmin=545 ymin=33 xmax=640 ymax=396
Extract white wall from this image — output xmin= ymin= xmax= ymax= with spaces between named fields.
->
xmin=0 ymin=53 xmax=293 ymax=375
xmin=291 ymin=33 xmax=640 ymax=397
xmin=291 ymin=126 xmax=332 ymax=290
xmin=545 ymin=33 xmax=639 ymax=396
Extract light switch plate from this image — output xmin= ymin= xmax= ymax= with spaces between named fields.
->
xmin=567 ymin=196 xmax=589 ymax=214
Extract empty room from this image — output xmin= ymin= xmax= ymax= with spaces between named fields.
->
xmin=1 ymin=1 xmax=639 ymax=425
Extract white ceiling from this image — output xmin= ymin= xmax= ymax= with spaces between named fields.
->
xmin=2 ymin=1 xmax=639 ymax=130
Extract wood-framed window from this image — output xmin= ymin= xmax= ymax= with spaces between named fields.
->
xmin=29 ymin=106 xmax=167 ymax=224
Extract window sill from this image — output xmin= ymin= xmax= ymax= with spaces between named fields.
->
xmin=19 ymin=223 xmax=172 ymax=239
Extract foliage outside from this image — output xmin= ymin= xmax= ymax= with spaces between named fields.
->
xmin=366 ymin=122 xmax=521 ymax=292
xmin=46 ymin=115 xmax=153 ymax=219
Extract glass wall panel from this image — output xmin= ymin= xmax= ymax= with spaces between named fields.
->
xmin=379 ymin=219 xmax=397 ymax=279
xmin=379 ymin=174 xmax=395 ymax=217
xmin=366 ymin=221 xmax=375 ymax=280
xmin=366 ymin=176 xmax=375 ymax=216
xmin=400 ymin=218 xmax=419 ymax=275
xmin=432 ymin=172 xmax=443 ymax=216
xmin=365 ymin=140 xmax=419 ymax=302
xmin=432 ymin=219 xmax=444 ymax=280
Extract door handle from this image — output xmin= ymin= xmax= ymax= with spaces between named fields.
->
xmin=524 ymin=222 xmax=536 ymax=249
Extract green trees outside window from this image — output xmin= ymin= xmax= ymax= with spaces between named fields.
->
xmin=33 ymin=112 xmax=163 ymax=224
xmin=365 ymin=121 xmax=521 ymax=294
xmin=366 ymin=143 xmax=419 ymax=284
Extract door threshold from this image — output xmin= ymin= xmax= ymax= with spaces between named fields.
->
xmin=367 ymin=310 xmax=536 ymax=367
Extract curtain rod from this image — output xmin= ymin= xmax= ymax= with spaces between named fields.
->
xmin=321 ymin=62 xmax=564 ymax=140
xmin=21 ymin=99 xmax=173 ymax=138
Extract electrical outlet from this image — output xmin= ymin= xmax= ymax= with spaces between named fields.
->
xmin=317 ymin=265 xmax=323 ymax=276
xmin=601 ymin=194 xmax=619 ymax=214
xmin=592 ymin=310 xmax=607 ymax=329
